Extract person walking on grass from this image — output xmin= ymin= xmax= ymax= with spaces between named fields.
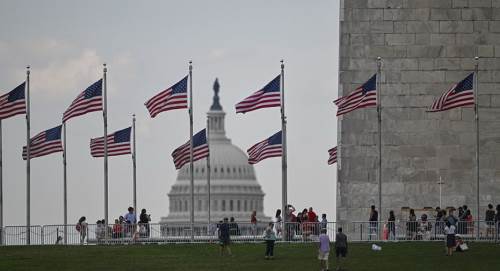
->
xmin=318 ymin=228 xmax=330 ymax=271
xmin=263 ymin=222 xmax=276 ymax=260
xmin=444 ymin=221 xmax=456 ymax=256
xmin=218 ymin=217 xmax=232 ymax=256
xmin=335 ymin=227 xmax=348 ymax=271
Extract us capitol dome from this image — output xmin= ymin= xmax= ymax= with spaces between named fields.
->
xmin=161 ymin=79 xmax=271 ymax=224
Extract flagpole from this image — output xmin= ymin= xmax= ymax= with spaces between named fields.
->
xmin=376 ymin=57 xmax=382 ymax=224
xmin=103 ymin=63 xmax=109 ymax=233
xmin=0 ymin=120 xmax=3 ymax=245
xmin=25 ymin=66 xmax=31 ymax=245
xmin=132 ymin=114 xmax=137 ymax=215
xmin=188 ymin=61 xmax=194 ymax=242
xmin=280 ymin=60 xmax=288 ymax=241
xmin=206 ymin=118 xmax=211 ymax=235
xmin=63 ymin=122 xmax=68 ymax=244
xmin=474 ymin=56 xmax=480 ymax=240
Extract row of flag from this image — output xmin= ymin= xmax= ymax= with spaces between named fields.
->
xmin=1 ymin=70 xmax=475 ymax=168
xmin=327 ymin=72 xmax=475 ymax=165
xmin=1 ymin=78 xmax=133 ymax=161
xmin=145 ymin=73 xmax=285 ymax=168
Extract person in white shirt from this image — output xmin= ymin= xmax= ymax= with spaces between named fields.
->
xmin=444 ymin=221 xmax=456 ymax=256
xmin=125 ymin=207 xmax=137 ymax=224
xmin=95 ymin=220 xmax=105 ymax=241
xmin=124 ymin=207 xmax=137 ymax=237
xmin=274 ymin=209 xmax=282 ymax=237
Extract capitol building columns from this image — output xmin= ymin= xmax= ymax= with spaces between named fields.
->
xmin=162 ymin=79 xmax=271 ymax=225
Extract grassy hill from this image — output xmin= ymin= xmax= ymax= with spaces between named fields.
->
xmin=1 ymin=242 xmax=500 ymax=270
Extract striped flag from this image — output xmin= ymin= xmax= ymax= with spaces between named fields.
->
xmin=0 ymin=82 xmax=26 ymax=120
xmin=145 ymin=76 xmax=188 ymax=118
xmin=171 ymin=129 xmax=209 ymax=169
xmin=22 ymin=125 xmax=63 ymax=160
xmin=247 ymin=131 xmax=282 ymax=164
xmin=334 ymin=74 xmax=377 ymax=116
xmin=428 ymin=73 xmax=474 ymax=112
xmin=235 ymin=75 xmax=281 ymax=114
xmin=63 ymin=79 xmax=103 ymax=122
xmin=328 ymin=147 xmax=337 ymax=165
xmin=90 ymin=127 xmax=131 ymax=157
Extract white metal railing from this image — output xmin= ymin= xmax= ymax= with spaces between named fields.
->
xmin=0 ymin=221 xmax=498 ymax=246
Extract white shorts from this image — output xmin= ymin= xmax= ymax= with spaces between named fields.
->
xmin=318 ymin=250 xmax=329 ymax=261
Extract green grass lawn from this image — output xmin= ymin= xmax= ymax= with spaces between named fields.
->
xmin=1 ymin=242 xmax=499 ymax=271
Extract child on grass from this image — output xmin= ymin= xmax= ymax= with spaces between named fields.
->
xmin=263 ymin=222 xmax=277 ymax=259
xmin=444 ymin=221 xmax=456 ymax=256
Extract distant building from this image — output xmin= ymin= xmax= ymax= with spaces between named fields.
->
xmin=161 ymin=79 xmax=271 ymax=228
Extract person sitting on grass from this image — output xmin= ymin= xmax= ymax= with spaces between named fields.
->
xmin=263 ymin=222 xmax=276 ymax=260
xmin=335 ymin=227 xmax=348 ymax=271
xmin=218 ymin=217 xmax=232 ymax=256
xmin=455 ymin=235 xmax=468 ymax=252
xmin=318 ymin=227 xmax=330 ymax=271
xmin=444 ymin=221 xmax=456 ymax=256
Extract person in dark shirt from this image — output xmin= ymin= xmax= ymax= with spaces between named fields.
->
xmin=446 ymin=209 xmax=458 ymax=226
xmin=229 ymin=217 xmax=240 ymax=235
xmin=218 ymin=217 xmax=232 ymax=256
xmin=496 ymin=205 xmax=500 ymax=238
xmin=335 ymin=227 xmax=348 ymax=271
xmin=139 ymin=209 xmax=151 ymax=237
xmin=369 ymin=205 xmax=378 ymax=240
xmin=388 ymin=210 xmax=396 ymax=240
xmin=485 ymin=204 xmax=496 ymax=237
xmin=458 ymin=206 xmax=465 ymax=234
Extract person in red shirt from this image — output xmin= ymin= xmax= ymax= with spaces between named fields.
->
xmin=308 ymin=207 xmax=318 ymax=222
xmin=250 ymin=210 xmax=257 ymax=235
xmin=112 ymin=219 xmax=123 ymax=238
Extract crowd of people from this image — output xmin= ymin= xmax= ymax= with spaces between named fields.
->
xmin=213 ymin=206 xmax=347 ymax=271
xmin=278 ymin=205 xmax=329 ymax=240
xmin=72 ymin=202 xmax=500 ymax=268
xmin=369 ymin=203 xmax=500 ymax=241
xmin=75 ymin=207 xmax=151 ymax=244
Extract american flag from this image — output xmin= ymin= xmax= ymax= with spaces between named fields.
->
xmin=145 ymin=76 xmax=188 ymax=118
xmin=0 ymin=82 xmax=26 ymax=120
xmin=63 ymin=79 xmax=103 ymax=123
xmin=22 ymin=125 xmax=63 ymax=160
xmin=171 ymin=129 xmax=209 ymax=169
xmin=247 ymin=131 xmax=282 ymax=164
xmin=90 ymin=127 xmax=131 ymax=157
xmin=235 ymin=75 xmax=281 ymax=114
xmin=328 ymin=146 xmax=337 ymax=165
xmin=428 ymin=73 xmax=474 ymax=112
xmin=334 ymin=74 xmax=377 ymax=116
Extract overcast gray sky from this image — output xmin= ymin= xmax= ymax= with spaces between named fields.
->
xmin=0 ymin=0 xmax=339 ymax=225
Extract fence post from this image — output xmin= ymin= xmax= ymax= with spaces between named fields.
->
xmin=360 ymin=223 xmax=363 ymax=241
xmin=40 ymin=226 xmax=44 ymax=245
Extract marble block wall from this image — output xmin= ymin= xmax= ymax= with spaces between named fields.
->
xmin=338 ymin=0 xmax=500 ymax=222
